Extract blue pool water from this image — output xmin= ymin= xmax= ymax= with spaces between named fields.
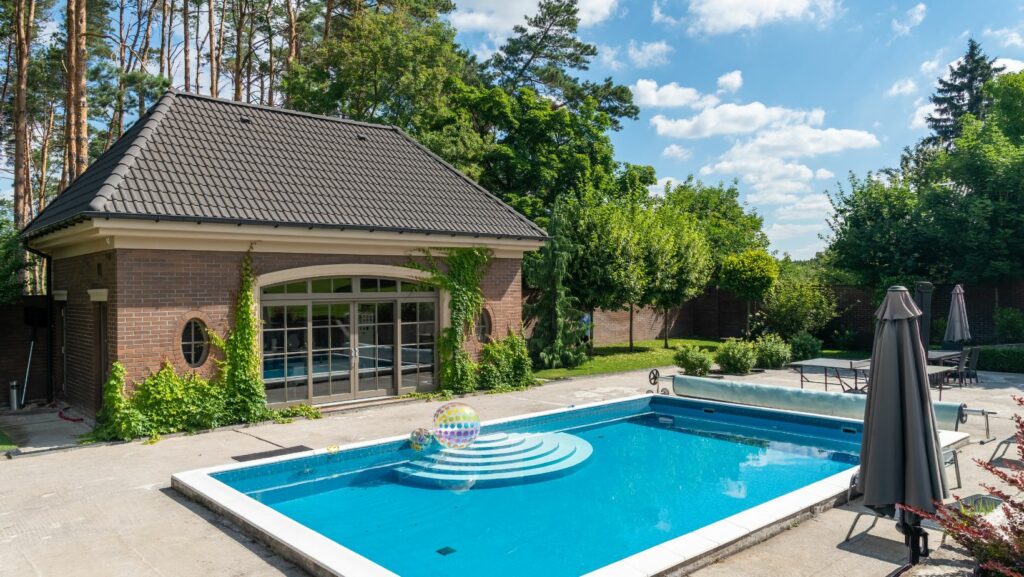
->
xmin=214 ymin=397 xmax=860 ymax=576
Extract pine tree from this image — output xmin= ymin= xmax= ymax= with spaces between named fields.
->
xmin=927 ymin=38 xmax=1004 ymax=146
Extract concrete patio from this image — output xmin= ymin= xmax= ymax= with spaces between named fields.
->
xmin=0 ymin=368 xmax=1019 ymax=577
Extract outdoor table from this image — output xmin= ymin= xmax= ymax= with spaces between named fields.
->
xmin=788 ymin=358 xmax=872 ymax=393
xmin=926 ymin=364 xmax=955 ymax=400
xmin=927 ymin=350 xmax=960 ymax=364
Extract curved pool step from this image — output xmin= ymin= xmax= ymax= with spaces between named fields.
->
xmin=394 ymin=432 xmax=592 ymax=489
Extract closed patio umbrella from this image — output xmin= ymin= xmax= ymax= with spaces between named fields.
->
xmin=858 ymin=286 xmax=948 ymax=574
xmin=943 ymin=284 xmax=971 ymax=344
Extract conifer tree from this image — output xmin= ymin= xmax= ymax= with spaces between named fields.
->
xmin=927 ymin=39 xmax=1004 ymax=145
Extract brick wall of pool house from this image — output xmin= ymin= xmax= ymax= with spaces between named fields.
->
xmin=48 ymin=249 xmax=523 ymax=414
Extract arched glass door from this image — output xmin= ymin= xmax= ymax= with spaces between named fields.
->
xmin=260 ymin=277 xmax=437 ymax=405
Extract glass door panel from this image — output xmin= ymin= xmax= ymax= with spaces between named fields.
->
xmin=262 ymin=304 xmax=309 ymax=404
xmin=399 ymin=301 xmax=436 ymax=390
xmin=311 ymin=303 xmax=352 ymax=401
xmin=356 ymin=302 xmax=396 ymax=397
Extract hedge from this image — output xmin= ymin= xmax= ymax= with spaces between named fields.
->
xmin=976 ymin=346 xmax=1024 ymax=373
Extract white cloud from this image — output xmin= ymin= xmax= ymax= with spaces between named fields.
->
xmin=652 ymin=0 xmax=682 ymax=25
xmin=765 ymin=222 xmax=827 ymax=242
xmin=910 ymin=98 xmax=935 ymax=129
xmin=774 ymin=194 xmax=833 ymax=221
xmin=892 ymin=3 xmax=927 ymax=36
xmin=728 ymin=125 xmax=879 ymax=158
xmin=717 ymin=70 xmax=743 ymax=93
xmin=815 ymin=168 xmax=835 ymax=180
xmin=687 ymin=0 xmax=840 ymax=36
xmin=984 ymin=26 xmax=1024 ymax=48
xmin=630 ymin=79 xmax=719 ymax=108
xmin=450 ymin=0 xmax=618 ymax=36
xmin=885 ymin=78 xmax=917 ymax=97
xmin=598 ymin=45 xmax=623 ymax=70
xmin=662 ymin=144 xmax=693 ymax=161
xmin=627 ymin=40 xmax=674 ymax=68
xmin=996 ymin=58 xmax=1024 ymax=73
xmin=651 ymin=102 xmax=823 ymax=139
xmin=920 ymin=52 xmax=942 ymax=76
xmin=649 ymin=176 xmax=681 ymax=196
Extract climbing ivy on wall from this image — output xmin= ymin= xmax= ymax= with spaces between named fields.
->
xmin=409 ymin=248 xmax=492 ymax=393
xmin=215 ymin=247 xmax=269 ymax=423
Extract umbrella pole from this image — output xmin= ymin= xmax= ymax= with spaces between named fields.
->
xmin=889 ymin=524 xmax=929 ymax=576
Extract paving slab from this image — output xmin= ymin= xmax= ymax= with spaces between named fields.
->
xmin=0 ymin=366 xmax=1018 ymax=577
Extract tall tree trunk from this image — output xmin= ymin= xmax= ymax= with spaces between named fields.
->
xmin=138 ymin=0 xmax=157 ymax=116
xmin=166 ymin=0 xmax=176 ymax=80
xmin=36 ymin=103 xmax=55 ymax=214
xmin=285 ymin=0 xmax=298 ymax=78
xmin=73 ymin=0 xmax=89 ymax=177
xmin=208 ymin=0 xmax=217 ymax=96
xmin=159 ymin=0 xmax=167 ymax=77
xmin=232 ymin=0 xmax=244 ymax=100
xmin=629 ymin=306 xmax=635 ymax=352
xmin=182 ymin=0 xmax=191 ymax=91
xmin=13 ymin=0 xmax=34 ymax=291
xmin=64 ymin=0 xmax=78 ymax=182
xmin=265 ymin=0 xmax=274 ymax=105
xmin=663 ymin=308 xmax=670 ymax=349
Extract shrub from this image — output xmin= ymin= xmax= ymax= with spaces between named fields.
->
xmin=931 ymin=316 xmax=948 ymax=346
xmin=674 ymin=345 xmax=714 ymax=376
xmin=977 ymin=346 xmax=1024 ymax=373
xmin=790 ymin=331 xmax=823 ymax=361
xmin=994 ymin=307 xmax=1024 ymax=344
xmin=478 ymin=332 xmax=535 ymax=391
xmin=132 ymin=363 xmax=226 ymax=434
xmin=831 ymin=327 xmax=860 ymax=350
xmin=273 ymin=404 xmax=322 ymax=422
xmin=715 ymin=339 xmax=757 ymax=375
xmin=754 ymin=279 xmax=837 ymax=340
xmin=93 ymin=362 xmax=148 ymax=441
xmin=218 ymin=248 xmax=270 ymax=423
xmin=718 ymin=250 xmax=779 ymax=302
xmin=753 ymin=333 xmax=792 ymax=369
xmin=907 ymin=396 xmax=1024 ymax=577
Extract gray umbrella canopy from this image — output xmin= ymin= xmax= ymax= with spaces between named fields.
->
xmin=943 ymin=284 xmax=971 ymax=343
xmin=858 ymin=286 xmax=948 ymax=519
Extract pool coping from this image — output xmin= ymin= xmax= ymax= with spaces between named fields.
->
xmin=171 ymin=394 xmax=970 ymax=577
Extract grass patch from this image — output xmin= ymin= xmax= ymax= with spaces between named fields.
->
xmin=533 ymin=337 xmax=870 ymax=380
xmin=0 ymin=429 xmax=17 ymax=452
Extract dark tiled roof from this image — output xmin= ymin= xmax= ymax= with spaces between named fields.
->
xmin=24 ymin=91 xmax=546 ymax=240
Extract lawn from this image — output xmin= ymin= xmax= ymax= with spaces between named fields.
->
xmin=0 ymin=429 xmax=16 ymax=453
xmin=533 ymin=337 xmax=870 ymax=380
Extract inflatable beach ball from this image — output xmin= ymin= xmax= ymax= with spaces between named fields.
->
xmin=409 ymin=428 xmax=434 ymax=452
xmin=432 ymin=402 xmax=481 ymax=449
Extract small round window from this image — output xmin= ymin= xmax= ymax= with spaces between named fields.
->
xmin=181 ymin=319 xmax=209 ymax=367
xmin=475 ymin=310 xmax=493 ymax=344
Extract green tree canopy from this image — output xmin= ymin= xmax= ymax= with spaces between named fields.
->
xmin=719 ymin=249 xmax=779 ymax=302
xmin=927 ymin=38 xmax=1004 ymax=146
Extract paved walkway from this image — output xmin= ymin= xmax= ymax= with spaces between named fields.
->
xmin=0 ymin=368 xmax=1019 ymax=576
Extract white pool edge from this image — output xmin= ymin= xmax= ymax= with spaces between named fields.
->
xmin=172 ymin=395 xmax=970 ymax=577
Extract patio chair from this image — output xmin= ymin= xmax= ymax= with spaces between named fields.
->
xmin=962 ymin=347 xmax=982 ymax=385
xmin=947 ymin=349 xmax=970 ymax=388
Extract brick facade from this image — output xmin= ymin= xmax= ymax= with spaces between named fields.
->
xmin=50 ymin=248 xmax=523 ymax=414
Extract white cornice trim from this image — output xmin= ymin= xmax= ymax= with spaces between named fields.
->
xmin=30 ymin=220 xmax=544 ymax=259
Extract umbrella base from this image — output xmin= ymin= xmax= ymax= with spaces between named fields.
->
xmin=887 ymin=526 xmax=930 ymax=576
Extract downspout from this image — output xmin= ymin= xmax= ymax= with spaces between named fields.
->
xmin=24 ymin=243 xmax=54 ymax=404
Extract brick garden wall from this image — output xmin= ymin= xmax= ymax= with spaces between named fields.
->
xmin=51 ymin=248 xmax=523 ymax=412
xmin=0 ymin=295 xmax=51 ymax=408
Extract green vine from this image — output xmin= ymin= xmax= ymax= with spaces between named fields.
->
xmin=215 ymin=247 xmax=270 ymax=423
xmin=408 ymin=248 xmax=491 ymax=393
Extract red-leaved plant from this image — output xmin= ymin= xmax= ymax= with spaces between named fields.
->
xmin=904 ymin=396 xmax=1024 ymax=577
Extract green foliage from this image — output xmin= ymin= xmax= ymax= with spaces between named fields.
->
xmin=789 ymin=331 xmax=823 ymax=362
xmin=755 ymin=279 xmax=837 ymax=339
xmin=478 ymin=332 xmax=535 ymax=391
xmin=718 ymin=249 xmax=779 ymax=302
xmin=220 ymin=249 xmax=270 ymax=423
xmin=994 ymin=308 xmax=1024 ymax=344
xmin=674 ymin=345 xmax=714 ymax=376
xmin=273 ymin=404 xmax=323 ymax=420
xmin=752 ymin=333 xmax=792 ymax=369
xmin=830 ymin=327 xmax=861 ymax=350
xmin=93 ymin=362 xmax=148 ymax=441
xmin=409 ymin=247 xmax=492 ymax=393
xmin=524 ymin=200 xmax=590 ymax=369
xmin=0 ymin=199 xmax=27 ymax=303
xmin=976 ymin=346 xmax=1024 ymax=373
xmin=931 ymin=316 xmax=948 ymax=346
xmin=661 ymin=179 xmax=769 ymax=275
xmin=714 ymin=338 xmax=757 ymax=375
xmin=131 ymin=363 xmax=226 ymax=434
xmin=927 ymin=39 xmax=1004 ymax=146
xmin=645 ymin=203 xmax=713 ymax=342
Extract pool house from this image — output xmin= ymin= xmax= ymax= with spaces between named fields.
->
xmin=22 ymin=90 xmax=546 ymax=416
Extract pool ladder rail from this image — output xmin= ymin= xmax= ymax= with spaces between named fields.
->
xmin=394 ymin=432 xmax=593 ymax=489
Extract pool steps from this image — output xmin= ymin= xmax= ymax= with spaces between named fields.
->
xmin=394 ymin=432 xmax=592 ymax=489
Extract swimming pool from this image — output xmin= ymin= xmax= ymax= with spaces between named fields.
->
xmin=173 ymin=395 xmax=864 ymax=576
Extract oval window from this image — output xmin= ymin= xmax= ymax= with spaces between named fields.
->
xmin=475 ymin=310 xmax=493 ymax=344
xmin=181 ymin=318 xmax=210 ymax=368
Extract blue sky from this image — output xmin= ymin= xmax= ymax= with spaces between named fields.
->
xmin=450 ymin=0 xmax=1024 ymax=259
